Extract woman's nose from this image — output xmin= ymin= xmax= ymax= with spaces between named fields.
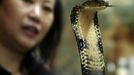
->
xmin=28 ymin=4 xmax=41 ymax=23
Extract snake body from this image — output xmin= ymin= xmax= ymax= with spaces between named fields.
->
xmin=70 ymin=0 xmax=110 ymax=75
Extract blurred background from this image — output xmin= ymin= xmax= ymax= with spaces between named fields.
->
xmin=54 ymin=0 xmax=134 ymax=75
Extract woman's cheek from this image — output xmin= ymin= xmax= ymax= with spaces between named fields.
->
xmin=43 ymin=13 xmax=54 ymax=31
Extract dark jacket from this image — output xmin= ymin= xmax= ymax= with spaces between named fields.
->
xmin=0 ymin=66 xmax=11 ymax=75
xmin=0 ymin=66 xmax=54 ymax=75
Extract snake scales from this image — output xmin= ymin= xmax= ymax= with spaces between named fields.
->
xmin=70 ymin=0 xmax=111 ymax=75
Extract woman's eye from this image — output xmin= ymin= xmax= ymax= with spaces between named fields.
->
xmin=23 ymin=0 xmax=33 ymax=4
xmin=43 ymin=6 xmax=53 ymax=13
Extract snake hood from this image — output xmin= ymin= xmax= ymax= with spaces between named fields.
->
xmin=70 ymin=0 xmax=111 ymax=75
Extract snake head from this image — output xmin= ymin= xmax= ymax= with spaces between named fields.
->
xmin=81 ymin=0 xmax=112 ymax=11
xmin=84 ymin=0 xmax=112 ymax=7
xmin=91 ymin=0 xmax=113 ymax=7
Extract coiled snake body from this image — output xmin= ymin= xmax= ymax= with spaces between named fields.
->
xmin=70 ymin=0 xmax=111 ymax=75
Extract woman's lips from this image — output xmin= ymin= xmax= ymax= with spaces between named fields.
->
xmin=21 ymin=25 xmax=40 ymax=38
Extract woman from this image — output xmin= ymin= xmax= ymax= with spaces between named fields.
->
xmin=0 ymin=0 xmax=62 ymax=75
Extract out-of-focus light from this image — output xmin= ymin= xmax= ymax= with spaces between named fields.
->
xmin=128 ymin=56 xmax=134 ymax=75
xmin=116 ymin=69 xmax=128 ymax=75
xmin=111 ymin=0 xmax=133 ymax=6
xmin=107 ymin=62 xmax=116 ymax=72
xmin=116 ymin=57 xmax=129 ymax=75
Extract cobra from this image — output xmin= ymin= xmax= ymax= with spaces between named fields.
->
xmin=70 ymin=0 xmax=112 ymax=75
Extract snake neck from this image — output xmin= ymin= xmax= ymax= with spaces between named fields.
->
xmin=79 ymin=9 xmax=105 ymax=69
xmin=70 ymin=1 xmax=108 ymax=74
xmin=71 ymin=5 xmax=105 ymax=71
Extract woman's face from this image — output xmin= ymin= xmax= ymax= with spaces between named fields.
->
xmin=0 ymin=0 xmax=55 ymax=52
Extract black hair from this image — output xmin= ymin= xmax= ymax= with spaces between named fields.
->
xmin=22 ymin=0 xmax=63 ymax=75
